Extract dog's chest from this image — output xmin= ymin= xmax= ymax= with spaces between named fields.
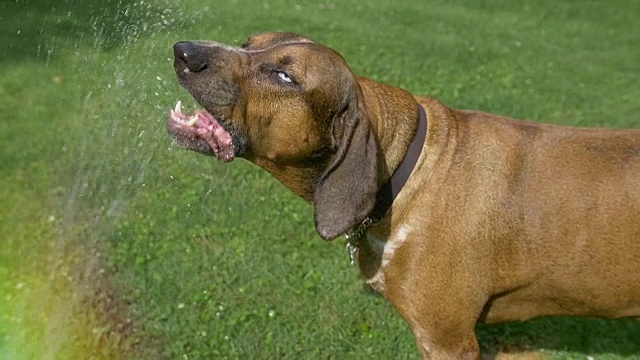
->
xmin=359 ymin=225 xmax=412 ymax=293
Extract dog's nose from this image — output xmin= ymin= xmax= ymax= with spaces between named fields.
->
xmin=174 ymin=41 xmax=209 ymax=73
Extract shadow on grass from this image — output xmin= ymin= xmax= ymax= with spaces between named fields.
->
xmin=0 ymin=0 xmax=169 ymax=64
xmin=362 ymin=284 xmax=640 ymax=358
xmin=478 ymin=316 xmax=640 ymax=358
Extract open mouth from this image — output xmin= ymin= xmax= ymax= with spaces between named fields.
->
xmin=166 ymin=101 xmax=235 ymax=162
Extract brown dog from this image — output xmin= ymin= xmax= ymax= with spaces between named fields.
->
xmin=166 ymin=32 xmax=640 ymax=359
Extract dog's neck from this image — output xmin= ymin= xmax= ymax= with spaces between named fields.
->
xmin=358 ymin=77 xmax=421 ymax=186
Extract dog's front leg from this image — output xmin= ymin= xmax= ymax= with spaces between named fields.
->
xmin=392 ymin=290 xmax=483 ymax=359
xmin=382 ymin=255 xmax=486 ymax=359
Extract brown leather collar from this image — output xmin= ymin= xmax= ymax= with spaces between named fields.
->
xmin=370 ymin=104 xmax=428 ymax=221
xmin=345 ymin=105 xmax=427 ymax=264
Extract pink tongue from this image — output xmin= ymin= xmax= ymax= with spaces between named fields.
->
xmin=196 ymin=111 xmax=212 ymax=126
xmin=194 ymin=115 xmax=234 ymax=161
xmin=214 ymin=126 xmax=232 ymax=145
xmin=197 ymin=127 xmax=219 ymax=152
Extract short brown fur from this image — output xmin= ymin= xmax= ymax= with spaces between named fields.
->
xmin=168 ymin=32 xmax=640 ymax=359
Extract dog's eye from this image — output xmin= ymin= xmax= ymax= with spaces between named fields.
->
xmin=276 ymin=71 xmax=293 ymax=83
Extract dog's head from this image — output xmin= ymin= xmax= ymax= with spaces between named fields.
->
xmin=167 ymin=32 xmax=379 ymax=240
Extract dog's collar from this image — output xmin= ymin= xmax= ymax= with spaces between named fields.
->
xmin=345 ymin=105 xmax=428 ymax=265
xmin=371 ymin=105 xmax=428 ymax=221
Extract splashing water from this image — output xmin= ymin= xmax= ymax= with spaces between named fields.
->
xmin=1 ymin=1 xmax=197 ymax=358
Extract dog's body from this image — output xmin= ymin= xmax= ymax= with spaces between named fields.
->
xmin=167 ymin=32 xmax=640 ymax=359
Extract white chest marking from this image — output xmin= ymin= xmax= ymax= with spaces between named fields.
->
xmin=365 ymin=224 xmax=412 ymax=292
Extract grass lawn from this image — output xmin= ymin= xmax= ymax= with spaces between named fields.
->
xmin=1 ymin=0 xmax=638 ymax=359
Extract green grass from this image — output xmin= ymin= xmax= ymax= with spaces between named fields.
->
xmin=1 ymin=0 xmax=639 ymax=359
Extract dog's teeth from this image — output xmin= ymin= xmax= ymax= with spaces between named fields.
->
xmin=175 ymin=101 xmax=182 ymax=114
xmin=187 ymin=115 xmax=198 ymax=126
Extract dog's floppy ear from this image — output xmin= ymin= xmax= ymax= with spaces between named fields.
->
xmin=314 ymin=94 xmax=379 ymax=240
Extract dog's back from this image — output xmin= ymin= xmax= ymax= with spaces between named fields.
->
xmin=443 ymin=106 xmax=640 ymax=321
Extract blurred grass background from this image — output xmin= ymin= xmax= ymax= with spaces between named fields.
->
xmin=1 ymin=0 xmax=638 ymax=359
